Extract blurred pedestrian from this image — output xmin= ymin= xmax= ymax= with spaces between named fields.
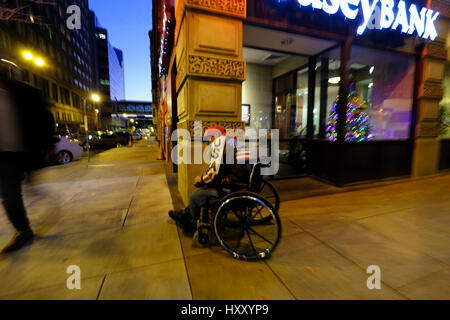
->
xmin=0 ymin=62 xmax=55 ymax=253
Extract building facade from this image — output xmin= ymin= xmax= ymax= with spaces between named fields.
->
xmin=151 ymin=0 xmax=449 ymax=204
xmin=0 ymin=0 xmax=99 ymax=132
xmin=93 ymin=24 xmax=125 ymax=102
xmin=91 ymin=15 xmax=125 ymax=130
xmin=112 ymin=100 xmax=153 ymax=130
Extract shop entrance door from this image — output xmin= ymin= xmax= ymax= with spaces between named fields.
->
xmin=243 ymin=25 xmax=339 ymax=177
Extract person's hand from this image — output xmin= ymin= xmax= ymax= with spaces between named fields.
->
xmin=194 ymin=176 xmax=202 ymax=187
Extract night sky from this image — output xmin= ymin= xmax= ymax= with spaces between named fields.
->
xmin=88 ymin=0 xmax=153 ymax=102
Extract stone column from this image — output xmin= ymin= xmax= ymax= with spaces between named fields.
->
xmin=412 ymin=39 xmax=447 ymax=177
xmin=174 ymin=0 xmax=247 ymax=205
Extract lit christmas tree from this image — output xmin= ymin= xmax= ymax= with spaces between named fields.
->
xmin=326 ymin=82 xmax=372 ymax=142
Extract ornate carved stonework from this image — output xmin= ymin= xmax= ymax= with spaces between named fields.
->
xmin=176 ymin=54 xmax=245 ymax=91
xmin=185 ymin=0 xmax=246 ymax=18
xmin=177 ymin=120 xmax=245 ymax=139
xmin=188 ymin=55 xmax=246 ymax=81
xmin=422 ymin=82 xmax=444 ymax=100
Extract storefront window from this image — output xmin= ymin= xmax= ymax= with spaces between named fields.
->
xmin=274 ymin=72 xmax=296 ymax=139
xmin=348 ymin=45 xmax=415 ymax=140
xmin=295 ymin=68 xmax=308 ymax=136
xmin=241 ymin=59 xmax=273 ymax=131
xmin=440 ymin=63 xmax=450 ymax=138
xmin=315 ymin=47 xmax=341 ymax=139
xmin=317 ymin=45 xmax=415 ymax=141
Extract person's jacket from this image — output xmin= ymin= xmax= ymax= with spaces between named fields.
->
xmin=200 ymin=135 xmax=232 ymax=188
xmin=0 ymin=75 xmax=55 ymax=170
xmin=199 ymin=135 xmax=250 ymax=189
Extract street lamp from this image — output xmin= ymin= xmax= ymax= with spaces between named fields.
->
xmin=34 ymin=58 xmax=45 ymax=67
xmin=91 ymin=93 xmax=101 ymax=131
xmin=23 ymin=52 xmax=33 ymax=60
xmin=83 ymin=93 xmax=101 ymax=163
xmin=23 ymin=51 xmax=45 ymax=67
xmin=92 ymin=94 xmax=100 ymax=102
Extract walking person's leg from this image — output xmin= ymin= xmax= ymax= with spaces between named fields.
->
xmin=0 ymin=168 xmax=34 ymax=254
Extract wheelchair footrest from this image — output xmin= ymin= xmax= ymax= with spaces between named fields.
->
xmin=193 ymin=229 xmax=213 ymax=248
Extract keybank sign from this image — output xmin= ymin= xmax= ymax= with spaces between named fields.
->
xmin=297 ymin=0 xmax=439 ymax=40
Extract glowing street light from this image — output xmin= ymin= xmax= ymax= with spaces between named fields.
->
xmin=34 ymin=58 xmax=45 ymax=67
xmin=92 ymin=94 xmax=100 ymax=102
xmin=23 ymin=52 xmax=33 ymax=60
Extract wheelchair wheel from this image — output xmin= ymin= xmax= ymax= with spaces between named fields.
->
xmin=254 ymin=180 xmax=280 ymax=223
xmin=213 ymin=192 xmax=281 ymax=261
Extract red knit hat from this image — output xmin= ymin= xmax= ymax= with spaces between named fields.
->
xmin=205 ymin=126 xmax=226 ymax=137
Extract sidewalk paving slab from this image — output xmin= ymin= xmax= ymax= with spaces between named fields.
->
xmin=98 ymin=259 xmax=192 ymax=300
xmin=1 ymin=141 xmax=450 ymax=300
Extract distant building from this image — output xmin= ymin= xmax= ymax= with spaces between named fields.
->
xmin=116 ymin=101 xmax=152 ymax=115
xmin=93 ymin=25 xmax=125 ymax=102
xmin=90 ymin=14 xmax=125 ymax=129
xmin=111 ymin=100 xmax=153 ymax=130
xmin=0 ymin=0 xmax=98 ymax=132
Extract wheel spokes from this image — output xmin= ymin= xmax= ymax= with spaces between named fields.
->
xmin=214 ymin=194 xmax=281 ymax=260
xmin=247 ymin=225 xmax=273 ymax=246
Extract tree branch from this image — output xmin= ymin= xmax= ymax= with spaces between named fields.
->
xmin=0 ymin=0 xmax=57 ymax=24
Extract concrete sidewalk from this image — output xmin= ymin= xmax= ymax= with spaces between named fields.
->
xmin=0 ymin=141 xmax=449 ymax=299
xmin=173 ymin=173 xmax=450 ymax=300
xmin=0 ymin=141 xmax=191 ymax=299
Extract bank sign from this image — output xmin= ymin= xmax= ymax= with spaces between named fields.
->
xmin=297 ymin=0 xmax=439 ymax=41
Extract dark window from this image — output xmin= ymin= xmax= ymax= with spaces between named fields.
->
xmin=22 ymin=70 xmax=30 ymax=83
xmin=72 ymin=93 xmax=80 ymax=108
xmin=52 ymin=83 xmax=58 ymax=102
xmin=42 ymin=79 xmax=50 ymax=98
xmin=60 ymin=87 xmax=71 ymax=106
xmin=33 ymin=76 xmax=50 ymax=98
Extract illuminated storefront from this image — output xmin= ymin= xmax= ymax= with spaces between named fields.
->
xmin=151 ymin=0 xmax=448 ymax=202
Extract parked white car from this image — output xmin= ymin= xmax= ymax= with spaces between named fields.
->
xmin=54 ymin=136 xmax=84 ymax=164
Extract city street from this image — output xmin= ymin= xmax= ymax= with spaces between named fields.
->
xmin=0 ymin=141 xmax=449 ymax=300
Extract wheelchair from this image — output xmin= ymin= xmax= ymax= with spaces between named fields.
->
xmin=193 ymin=163 xmax=282 ymax=261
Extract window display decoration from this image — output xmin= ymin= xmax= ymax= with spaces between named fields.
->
xmin=326 ymin=82 xmax=372 ymax=142
xmin=159 ymin=3 xmax=175 ymax=77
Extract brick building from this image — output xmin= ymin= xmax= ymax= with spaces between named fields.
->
xmin=0 ymin=0 xmax=99 ymax=132
xmin=151 ymin=0 xmax=449 ymax=204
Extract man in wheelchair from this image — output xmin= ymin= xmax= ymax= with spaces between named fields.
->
xmin=168 ymin=125 xmax=249 ymax=234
